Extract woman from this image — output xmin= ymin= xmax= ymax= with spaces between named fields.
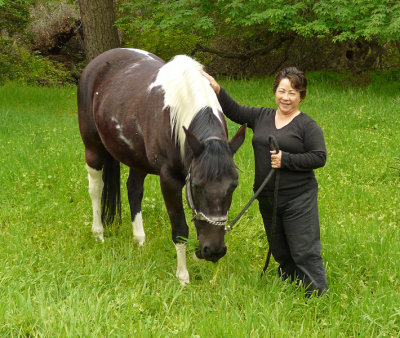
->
xmin=203 ymin=67 xmax=328 ymax=296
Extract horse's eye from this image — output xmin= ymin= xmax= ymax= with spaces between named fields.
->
xmin=191 ymin=180 xmax=202 ymax=193
xmin=192 ymin=178 xmax=202 ymax=187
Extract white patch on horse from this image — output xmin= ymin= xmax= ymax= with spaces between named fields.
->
xmin=123 ymin=48 xmax=156 ymax=60
xmin=86 ymin=164 xmax=104 ymax=243
xmin=132 ymin=211 xmax=145 ymax=246
xmin=125 ymin=64 xmax=139 ymax=74
xmin=148 ymin=55 xmax=222 ymax=157
xmin=136 ymin=123 xmax=143 ymax=136
xmin=111 ymin=117 xmax=134 ymax=149
xmin=119 ymin=134 xmax=134 ymax=149
xmin=175 ymin=243 xmax=190 ymax=285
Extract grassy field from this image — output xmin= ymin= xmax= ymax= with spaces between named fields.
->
xmin=0 ymin=73 xmax=399 ymax=336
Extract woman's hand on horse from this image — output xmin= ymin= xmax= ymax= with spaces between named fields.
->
xmin=270 ymin=150 xmax=282 ymax=168
xmin=201 ymin=71 xmax=220 ymax=95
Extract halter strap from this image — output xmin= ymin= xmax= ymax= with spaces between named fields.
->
xmin=202 ymin=136 xmax=224 ymax=143
xmin=185 ymin=165 xmax=228 ymax=228
xmin=184 ymin=135 xmax=228 ymax=228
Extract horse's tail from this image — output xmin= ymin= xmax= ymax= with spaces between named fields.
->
xmin=101 ymin=153 xmax=121 ymax=227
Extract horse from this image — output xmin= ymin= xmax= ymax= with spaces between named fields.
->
xmin=77 ymin=48 xmax=246 ymax=284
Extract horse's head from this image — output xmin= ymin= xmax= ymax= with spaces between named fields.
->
xmin=184 ymin=124 xmax=246 ymax=262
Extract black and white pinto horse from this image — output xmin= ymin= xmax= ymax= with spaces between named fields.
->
xmin=78 ymin=48 xmax=246 ymax=284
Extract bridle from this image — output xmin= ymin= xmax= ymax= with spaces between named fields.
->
xmin=185 ymin=136 xmax=229 ymax=230
xmin=185 ymin=133 xmax=281 ymax=274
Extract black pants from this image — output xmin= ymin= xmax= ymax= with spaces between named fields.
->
xmin=258 ymin=187 xmax=328 ymax=296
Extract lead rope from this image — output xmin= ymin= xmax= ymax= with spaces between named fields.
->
xmin=261 ymin=168 xmax=280 ymax=275
xmin=261 ymin=135 xmax=280 ymax=275
xmin=223 ymin=135 xmax=280 ymax=275
xmin=225 ymin=169 xmax=275 ymax=232
xmin=225 ymin=135 xmax=280 ymax=233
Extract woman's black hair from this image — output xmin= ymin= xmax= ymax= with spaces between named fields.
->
xmin=273 ymin=67 xmax=307 ymax=100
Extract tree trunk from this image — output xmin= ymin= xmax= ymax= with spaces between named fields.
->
xmin=77 ymin=0 xmax=120 ymax=61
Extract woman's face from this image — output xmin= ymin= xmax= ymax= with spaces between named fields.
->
xmin=275 ymin=78 xmax=301 ymax=115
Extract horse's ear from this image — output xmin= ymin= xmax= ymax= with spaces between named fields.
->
xmin=229 ymin=124 xmax=246 ymax=155
xmin=183 ymin=127 xmax=204 ymax=157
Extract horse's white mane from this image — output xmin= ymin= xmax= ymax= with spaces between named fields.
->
xmin=149 ymin=55 xmax=222 ymax=157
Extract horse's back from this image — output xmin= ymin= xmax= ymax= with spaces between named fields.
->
xmin=78 ymin=48 xmax=172 ymax=173
xmin=78 ymin=48 xmax=163 ymax=118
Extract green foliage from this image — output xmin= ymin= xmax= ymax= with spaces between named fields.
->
xmin=297 ymin=0 xmax=400 ymax=42
xmin=116 ymin=0 xmax=400 ymax=47
xmin=118 ymin=26 xmax=202 ymax=62
xmin=117 ymin=1 xmax=210 ymax=59
xmin=0 ymin=38 xmax=75 ymax=86
xmin=0 ymin=0 xmax=80 ymax=86
xmin=0 ymin=0 xmax=34 ymax=36
xmin=117 ymin=0 xmax=217 ymax=37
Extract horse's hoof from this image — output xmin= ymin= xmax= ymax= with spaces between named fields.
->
xmin=176 ymin=271 xmax=190 ymax=285
xmin=178 ymin=277 xmax=190 ymax=285
xmin=93 ymin=231 xmax=104 ymax=243
xmin=134 ymin=235 xmax=145 ymax=247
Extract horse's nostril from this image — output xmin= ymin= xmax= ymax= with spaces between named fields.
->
xmin=202 ymin=245 xmax=227 ymax=261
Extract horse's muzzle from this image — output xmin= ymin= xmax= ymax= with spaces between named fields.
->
xmin=196 ymin=244 xmax=227 ymax=262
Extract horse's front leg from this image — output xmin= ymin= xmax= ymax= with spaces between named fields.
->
xmin=160 ymin=167 xmax=189 ymax=285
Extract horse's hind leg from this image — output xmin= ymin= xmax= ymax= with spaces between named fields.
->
xmin=86 ymin=164 xmax=105 ymax=242
xmin=127 ymin=169 xmax=147 ymax=246
xmin=85 ymin=149 xmax=107 ymax=242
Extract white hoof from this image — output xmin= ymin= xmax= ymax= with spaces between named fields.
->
xmin=92 ymin=230 xmax=104 ymax=243
xmin=177 ymin=270 xmax=190 ymax=285
xmin=132 ymin=213 xmax=145 ymax=247
xmin=134 ymin=234 xmax=145 ymax=247
xmin=175 ymin=243 xmax=190 ymax=285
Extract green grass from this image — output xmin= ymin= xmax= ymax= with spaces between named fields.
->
xmin=0 ymin=74 xmax=399 ymax=336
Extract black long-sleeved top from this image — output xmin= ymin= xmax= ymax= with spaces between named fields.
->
xmin=218 ymin=87 xmax=326 ymax=196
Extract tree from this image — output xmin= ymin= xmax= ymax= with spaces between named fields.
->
xmin=77 ymin=0 xmax=120 ymax=61
xmin=116 ymin=0 xmax=400 ymax=59
xmin=0 ymin=0 xmax=33 ymax=36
